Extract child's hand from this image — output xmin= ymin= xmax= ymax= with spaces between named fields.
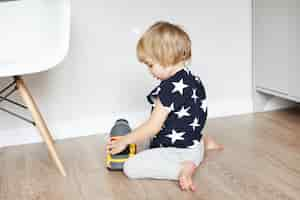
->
xmin=107 ymin=137 xmax=128 ymax=155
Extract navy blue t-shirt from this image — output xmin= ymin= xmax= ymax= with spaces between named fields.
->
xmin=147 ymin=67 xmax=207 ymax=149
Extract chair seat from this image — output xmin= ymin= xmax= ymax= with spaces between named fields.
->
xmin=0 ymin=0 xmax=70 ymax=77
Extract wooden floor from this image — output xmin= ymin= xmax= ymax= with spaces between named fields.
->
xmin=1 ymin=108 xmax=300 ymax=200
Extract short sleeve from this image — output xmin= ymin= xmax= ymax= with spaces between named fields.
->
xmin=195 ymin=76 xmax=208 ymax=134
xmin=195 ymin=76 xmax=207 ymax=100
xmin=147 ymin=81 xmax=184 ymax=112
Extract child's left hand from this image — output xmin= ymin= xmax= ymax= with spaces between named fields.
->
xmin=107 ymin=137 xmax=128 ymax=155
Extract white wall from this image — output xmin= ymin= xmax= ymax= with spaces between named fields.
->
xmin=0 ymin=0 xmax=252 ymax=147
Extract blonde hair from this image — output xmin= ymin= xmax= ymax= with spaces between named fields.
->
xmin=137 ymin=21 xmax=191 ymax=67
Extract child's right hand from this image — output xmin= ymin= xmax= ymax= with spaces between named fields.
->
xmin=107 ymin=137 xmax=128 ymax=155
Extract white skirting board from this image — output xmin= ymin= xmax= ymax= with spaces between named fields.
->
xmin=1 ymin=98 xmax=254 ymax=148
xmin=253 ymin=88 xmax=298 ymax=112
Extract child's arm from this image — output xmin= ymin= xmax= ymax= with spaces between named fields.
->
xmin=107 ymin=98 xmax=169 ymax=155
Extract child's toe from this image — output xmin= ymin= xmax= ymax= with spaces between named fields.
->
xmin=190 ymin=181 xmax=196 ymax=192
xmin=179 ymin=176 xmax=188 ymax=191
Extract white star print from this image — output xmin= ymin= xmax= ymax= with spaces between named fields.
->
xmin=201 ymin=99 xmax=207 ymax=111
xmin=187 ymin=140 xmax=201 ymax=149
xmin=165 ymin=103 xmax=175 ymax=112
xmin=175 ymin=106 xmax=191 ymax=118
xmin=172 ymin=79 xmax=188 ymax=95
xmin=194 ymin=75 xmax=201 ymax=83
xmin=191 ymin=89 xmax=199 ymax=103
xmin=152 ymin=87 xmax=161 ymax=95
xmin=189 ymin=118 xmax=200 ymax=131
xmin=166 ymin=129 xmax=185 ymax=144
xmin=183 ymin=67 xmax=190 ymax=74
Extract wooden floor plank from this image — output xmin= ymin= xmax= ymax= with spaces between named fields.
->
xmin=0 ymin=108 xmax=300 ymax=199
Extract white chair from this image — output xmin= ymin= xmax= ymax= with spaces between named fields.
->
xmin=0 ymin=0 xmax=71 ymax=176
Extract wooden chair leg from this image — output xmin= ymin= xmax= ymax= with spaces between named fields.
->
xmin=15 ymin=76 xmax=66 ymax=176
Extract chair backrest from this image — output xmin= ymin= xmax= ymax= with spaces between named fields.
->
xmin=0 ymin=0 xmax=71 ymax=77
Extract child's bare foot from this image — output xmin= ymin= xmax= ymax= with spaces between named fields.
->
xmin=178 ymin=161 xmax=197 ymax=192
xmin=203 ymin=135 xmax=224 ymax=151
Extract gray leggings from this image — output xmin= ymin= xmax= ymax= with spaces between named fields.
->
xmin=123 ymin=139 xmax=204 ymax=180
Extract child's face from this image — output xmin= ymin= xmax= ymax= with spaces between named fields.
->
xmin=147 ymin=63 xmax=172 ymax=80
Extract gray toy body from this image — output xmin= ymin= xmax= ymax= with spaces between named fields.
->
xmin=110 ymin=119 xmax=131 ymax=137
xmin=106 ymin=119 xmax=136 ymax=171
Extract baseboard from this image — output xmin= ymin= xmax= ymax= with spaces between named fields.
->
xmin=0 ymin=111 xmax=149 ymax=148
xmin=0 ymin=99 xmax=253 ymax=148
xmin=208 ymin=98 xmax=253 ymax=118
xmin=253 ymin=89 xmax=297 ymax=112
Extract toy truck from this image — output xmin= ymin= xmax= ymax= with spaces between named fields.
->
xmin=106 ymin=119 xmax=136 ymax=171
